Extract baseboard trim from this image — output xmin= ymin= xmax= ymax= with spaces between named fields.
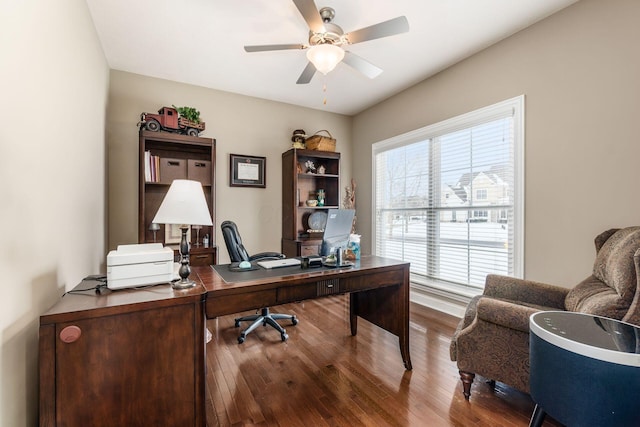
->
xmin=410 ymin=284 xmax=469 ymax=318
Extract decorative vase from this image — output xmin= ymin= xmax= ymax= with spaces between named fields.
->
xmin=317 ymin=189 xmax=325 ymax=206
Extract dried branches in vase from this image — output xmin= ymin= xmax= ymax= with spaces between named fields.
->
xmin=343 ymin=178 xmax=357 ymax=232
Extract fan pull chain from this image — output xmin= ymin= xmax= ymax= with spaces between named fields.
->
xmin=321 ymin=74 xmax=328 ymax=105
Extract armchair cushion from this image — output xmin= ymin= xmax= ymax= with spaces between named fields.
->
xmin=591 ymin=226 xmax=640 ymax=302
xmin=565 ymin=226 xmax=640 ymax=319
xmin=564 ymin=274 xmax=632 ymax=320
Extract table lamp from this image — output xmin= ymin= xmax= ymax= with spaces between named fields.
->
xmin=152 ymin=179 xmax=213 ymax=289
xmin=149 ymin=222 xmax=160 ymax=242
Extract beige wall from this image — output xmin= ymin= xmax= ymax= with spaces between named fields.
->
xmin=0 ymin=1 xmax=109 ymax=425
xmin=107 ymin=71 xmax=352 ymax=263
xmin=353 ymin=0 xmax=640 ymax=287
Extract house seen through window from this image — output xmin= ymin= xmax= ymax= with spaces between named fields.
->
xmin=372 ymin=96 xmax=524 ymax=296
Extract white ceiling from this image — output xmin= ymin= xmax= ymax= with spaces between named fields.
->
xmin=86 ymin=0 xmax=578 ymax=116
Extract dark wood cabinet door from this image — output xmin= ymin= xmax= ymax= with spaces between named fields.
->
xmin=52 ymin=303 xmax=202 ymax=426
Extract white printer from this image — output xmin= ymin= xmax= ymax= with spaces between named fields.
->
xmin=107 ymin=243 xmax=175 ymax=289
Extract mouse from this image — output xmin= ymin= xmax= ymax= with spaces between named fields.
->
xmin=239 ymin=261 xmax=251 ymax=269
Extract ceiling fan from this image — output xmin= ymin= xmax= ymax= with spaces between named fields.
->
xmin=244 ymin=0 xmax=409 ymax=84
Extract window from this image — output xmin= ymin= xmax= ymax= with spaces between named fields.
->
xmin=472 ymin=210 xmax=488 ymax=220
xmin=372 ymin=96 xmax=524 ymax=296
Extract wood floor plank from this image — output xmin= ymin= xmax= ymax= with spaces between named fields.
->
xmin=206 ymin=295 xmax=561 ymax=427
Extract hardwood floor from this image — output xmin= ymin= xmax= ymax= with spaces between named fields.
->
xmin=205 ymin=295 xmax=560 ymax=427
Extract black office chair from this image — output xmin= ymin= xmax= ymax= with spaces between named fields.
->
xmin=220 ymin=220 xmax=298 ymax=343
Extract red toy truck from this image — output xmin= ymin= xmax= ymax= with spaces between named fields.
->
xmin=139 ymin=106 xmax=205 ymax=136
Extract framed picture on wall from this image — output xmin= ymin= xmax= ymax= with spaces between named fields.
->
xmin=229 ymin=154 xmax=266 ymax=188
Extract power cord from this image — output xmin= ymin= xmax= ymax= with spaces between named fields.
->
xmin=64 ymin=275 xmax=108 ymax=295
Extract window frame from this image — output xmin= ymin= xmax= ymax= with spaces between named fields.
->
xmin=371 ymin=95 xmax=525 ymax=297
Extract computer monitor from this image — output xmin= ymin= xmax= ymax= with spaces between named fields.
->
xmin=320 ymin=209 xmax=355 ymax=256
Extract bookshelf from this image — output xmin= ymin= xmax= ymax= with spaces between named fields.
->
xmin=138 ymin=130 xmax=217 ymax=265
xmin=281 ymin=148 xmax=341 ymax=257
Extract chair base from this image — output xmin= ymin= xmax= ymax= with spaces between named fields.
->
xmin=235 ymin=307 xmax=298 ymax=343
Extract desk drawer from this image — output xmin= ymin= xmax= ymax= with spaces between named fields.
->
xmin=190 ymin=253 xmax=213 ymax=267
xmin=206 ymin=289 xmax=277 ymax=318
xmin=341 ymin=269 xmax=404 ymax=292
xmin=277 ymin=278 xmax=341 ymax=303
xmin=278 ymin=283 xmax=316 ymax=303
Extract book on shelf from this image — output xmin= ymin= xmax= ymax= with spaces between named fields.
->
xmin=144 ymin=150 xmax=161 ymax=183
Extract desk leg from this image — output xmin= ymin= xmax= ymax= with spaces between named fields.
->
xmin=400 ymin=336 xmax=412 ymax=370
xmin=349 ymin=296 xmax=358 ymax=336
xmin=349 ymin=282 xmax=412 ymax=370
xmin=398 ymin=266 xmax=412 ymax=370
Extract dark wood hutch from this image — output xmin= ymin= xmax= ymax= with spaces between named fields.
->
xmin=138 ymin=130 xmax=217 ymax=265
xmin=281 ymin=148 xmax=341 ymax=257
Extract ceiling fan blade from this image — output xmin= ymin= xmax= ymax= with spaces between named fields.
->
xmin=342 ymin=51 xmax=383 ymax=79
xmin=292 ymin=0 xmax=325 ymax=33
xmin=244 ymin=44 xmax=305 ymax=53
xmin=296 ymin=62 xmax=316 ymax=84
xmin=345 ymin=16 xmax=409 ymax=45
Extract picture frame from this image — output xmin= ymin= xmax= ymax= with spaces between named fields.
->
xmin=165 ymin=224 xmax=190 ymax=244
xmin=230 ymin=154 xmax=266 ymax=188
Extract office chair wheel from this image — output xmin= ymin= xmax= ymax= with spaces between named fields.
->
xmin=281 ymin=332 xmax=288 ymax=342
xmin=238 ymin=334 xmax=246 ymax=344
xmin=292 ymin=317 xmax=298 ymax=325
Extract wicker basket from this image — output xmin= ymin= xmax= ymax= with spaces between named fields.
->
xmin=305 ymin=130 xmax=336 ymax=152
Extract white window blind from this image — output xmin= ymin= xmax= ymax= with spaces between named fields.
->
xmin=372 ymin=96 xmax=524 ymax=294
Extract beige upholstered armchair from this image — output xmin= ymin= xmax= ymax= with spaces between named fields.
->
xmin=450 ymin=226 xmax=640 ymax=399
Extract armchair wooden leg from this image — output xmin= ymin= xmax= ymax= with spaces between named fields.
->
xmin=459 ymin=371 xmax=475 ymax=400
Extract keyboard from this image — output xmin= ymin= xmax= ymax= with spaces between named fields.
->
xmin=257 ymin=258 xmax=301 ymax=269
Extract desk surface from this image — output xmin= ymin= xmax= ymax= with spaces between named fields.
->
xmin=211 ymin=261 xmax=335 ymax=283
xmin=196 ymin=255 xmax=408 ymax=293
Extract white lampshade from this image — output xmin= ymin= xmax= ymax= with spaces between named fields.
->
xmin=152 ymin=179 xmax=213 ymax=226
xmin=306 ymin=44 xmax=345 ymax=75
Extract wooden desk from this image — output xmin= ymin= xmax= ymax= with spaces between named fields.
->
xmin=196 ymin=255 xmax=412 ymax=370
xmin=39 ymin=256 xmax=410 ymax=426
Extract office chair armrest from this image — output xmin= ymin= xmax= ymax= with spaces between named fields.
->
xmin=248 ymin=252 xmax=285 ymax=261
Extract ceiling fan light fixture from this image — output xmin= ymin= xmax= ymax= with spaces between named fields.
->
xmin=306 ymin=44 xmax=345 ymax=75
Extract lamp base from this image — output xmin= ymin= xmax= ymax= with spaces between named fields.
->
xmin=172 ymin=279 xmax=196 ymax=290
xmin=173 ymin=225 xmax=196 ymax=290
